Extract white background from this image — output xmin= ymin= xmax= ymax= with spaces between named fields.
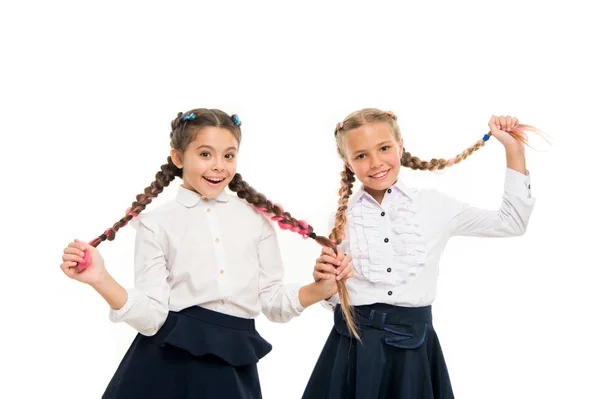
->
xmin=1 ymin=1 xmax=599 ymax=398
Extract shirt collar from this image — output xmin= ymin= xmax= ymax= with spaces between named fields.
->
xmin=176 ymin=185 xmax=230 ymax=208
xmin=348 ymin=179 xmax=414 ymax=210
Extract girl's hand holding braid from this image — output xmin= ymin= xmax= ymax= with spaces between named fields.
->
xmin=313 ymin=247 xmax=354 ymax=283
xmin=60 ymin=239 xmax=107 ymax=286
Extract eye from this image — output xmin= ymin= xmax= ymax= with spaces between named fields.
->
xmin=380 ymin=145 xmax=390 ymax=152
xmin=199 ymin=152 xmax=210 ymax=158
xmin=355 ymin=153 xmax=366 ymax=160
xmin=225 ymin=153 xmax=236 ymax=160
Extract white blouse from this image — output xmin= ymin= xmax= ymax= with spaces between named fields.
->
xmin=324 ymin=167 xmax=535 ymax=309
xmin=109 ymin=186 xmax=305 ymax=336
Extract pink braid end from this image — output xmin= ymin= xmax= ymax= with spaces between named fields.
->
xmin=76 ymin=249 xmax=92 ymax=272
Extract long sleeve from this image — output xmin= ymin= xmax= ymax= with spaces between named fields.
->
xmin=258 ymin=219 xmax=305 ymax=323
xmin=448 ymin=167 xmax=536 ymax=237
xmin=108 ymin=217 xmax=170 ymax=336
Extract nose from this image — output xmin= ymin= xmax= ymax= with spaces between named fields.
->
xmin=212 ymin=156 xmax=225 ymax=171
xmin=369 ymin=153 xmax=383 ymax=169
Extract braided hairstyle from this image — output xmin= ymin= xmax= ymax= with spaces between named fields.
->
xmin=85 ymin=109 xmax=237 ymax=247
xmin=330 ymin=108 xmax=540 ymax=336
xmin=82 ymin=108 xmax=359 ymax=337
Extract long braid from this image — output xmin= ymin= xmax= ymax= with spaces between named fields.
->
xmin=327 ymin=166 xmax=359 ymax=338
xmin=87 ymin=158 xmax=181 ymax=249
xmin=401 ymin=139 xmax=485 ymax=171
xmin=228 ymin=173 xmax=361 ymax=339
xmin=401 ymin=124 xmax=538 ymax=171
xmin=329 ymin=167 xmax=355 ymax=244
xmin=228 ymin=174 xmax=324 ymax=242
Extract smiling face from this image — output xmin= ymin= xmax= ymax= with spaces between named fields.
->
xmin=171 ymin=126 xmax=239 ymax=198
xmin=342 ymin=122 xmax=403 ymax=203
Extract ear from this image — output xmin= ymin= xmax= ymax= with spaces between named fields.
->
xmin=170 ymin=148 xmax=184 ymax=169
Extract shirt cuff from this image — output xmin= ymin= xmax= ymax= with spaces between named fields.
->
xmin=504 ymin=167 xmax=532 ymax=199
xmin=108 ymin=288 xmax=136 ymax=323
xmin=288 ymin=283 xmax=306 ymax=315
xmin=320 ymin=293 xmax=339 ymax=312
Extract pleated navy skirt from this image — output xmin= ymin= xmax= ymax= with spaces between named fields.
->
xmin=103 ymin=306 xmax=272 ymax=399
xmin=302 ymin=303 xmax=453 ymax=399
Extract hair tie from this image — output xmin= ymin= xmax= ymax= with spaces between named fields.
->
xmin=483 ymin=133 xmax=491 ymax=142
xmin=309 ymin=232 xmax=316 ymax=239
xmin=182 ymin=113 xmax=196 ymax=121
xmin=385 ymin=111 xmax=397 ymax=120
xmin=232 ymin=114 xmax=242 ymax=126
xmin=100 ymin=233 xmax=108 ymax=241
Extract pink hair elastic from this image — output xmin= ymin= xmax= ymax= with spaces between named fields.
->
xmin=77 ymin=250 xmax=91 ymax=272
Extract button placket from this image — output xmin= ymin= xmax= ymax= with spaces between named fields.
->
xmin=203 ymin=201 xmax=230 ymax=298
xmin=379 ymin=194 xmax=394 ymax=284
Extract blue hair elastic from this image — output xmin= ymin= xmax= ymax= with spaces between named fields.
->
xmin=483 ymin=133 xmax=491 ymax=142
xmin=182 ymin=113 xmax=196 ymax=121
xmin=232 ymin=114 xmax=241 ymax=127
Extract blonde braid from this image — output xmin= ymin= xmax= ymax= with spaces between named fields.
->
xmin=326 ymin=166 xmax=359 ymax=339
xmin=329 ymin=167 xmax=355 ymax=243
xmin=402 ymin=139 xmax=486 ymax=171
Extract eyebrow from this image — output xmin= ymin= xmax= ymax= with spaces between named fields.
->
xmin=196 ymin=145 xmax=238 ymax=152
xmin=352 ymin=141 xmax=393 ymax=156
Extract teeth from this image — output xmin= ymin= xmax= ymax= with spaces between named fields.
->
xmin=372 ymin=171 xmax=387 ymax=178
xmin=206 ymin=177 xmax=224 ymax=182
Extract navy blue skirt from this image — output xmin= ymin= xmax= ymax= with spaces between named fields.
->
xmin=103 ymin=306 xmax=272 ymax=399
xmin=302 ymin=304 xmax=453 ymax=399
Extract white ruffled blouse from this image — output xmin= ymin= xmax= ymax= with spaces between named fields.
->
xmin=324 ymin=167 xmax=535 ymax=309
